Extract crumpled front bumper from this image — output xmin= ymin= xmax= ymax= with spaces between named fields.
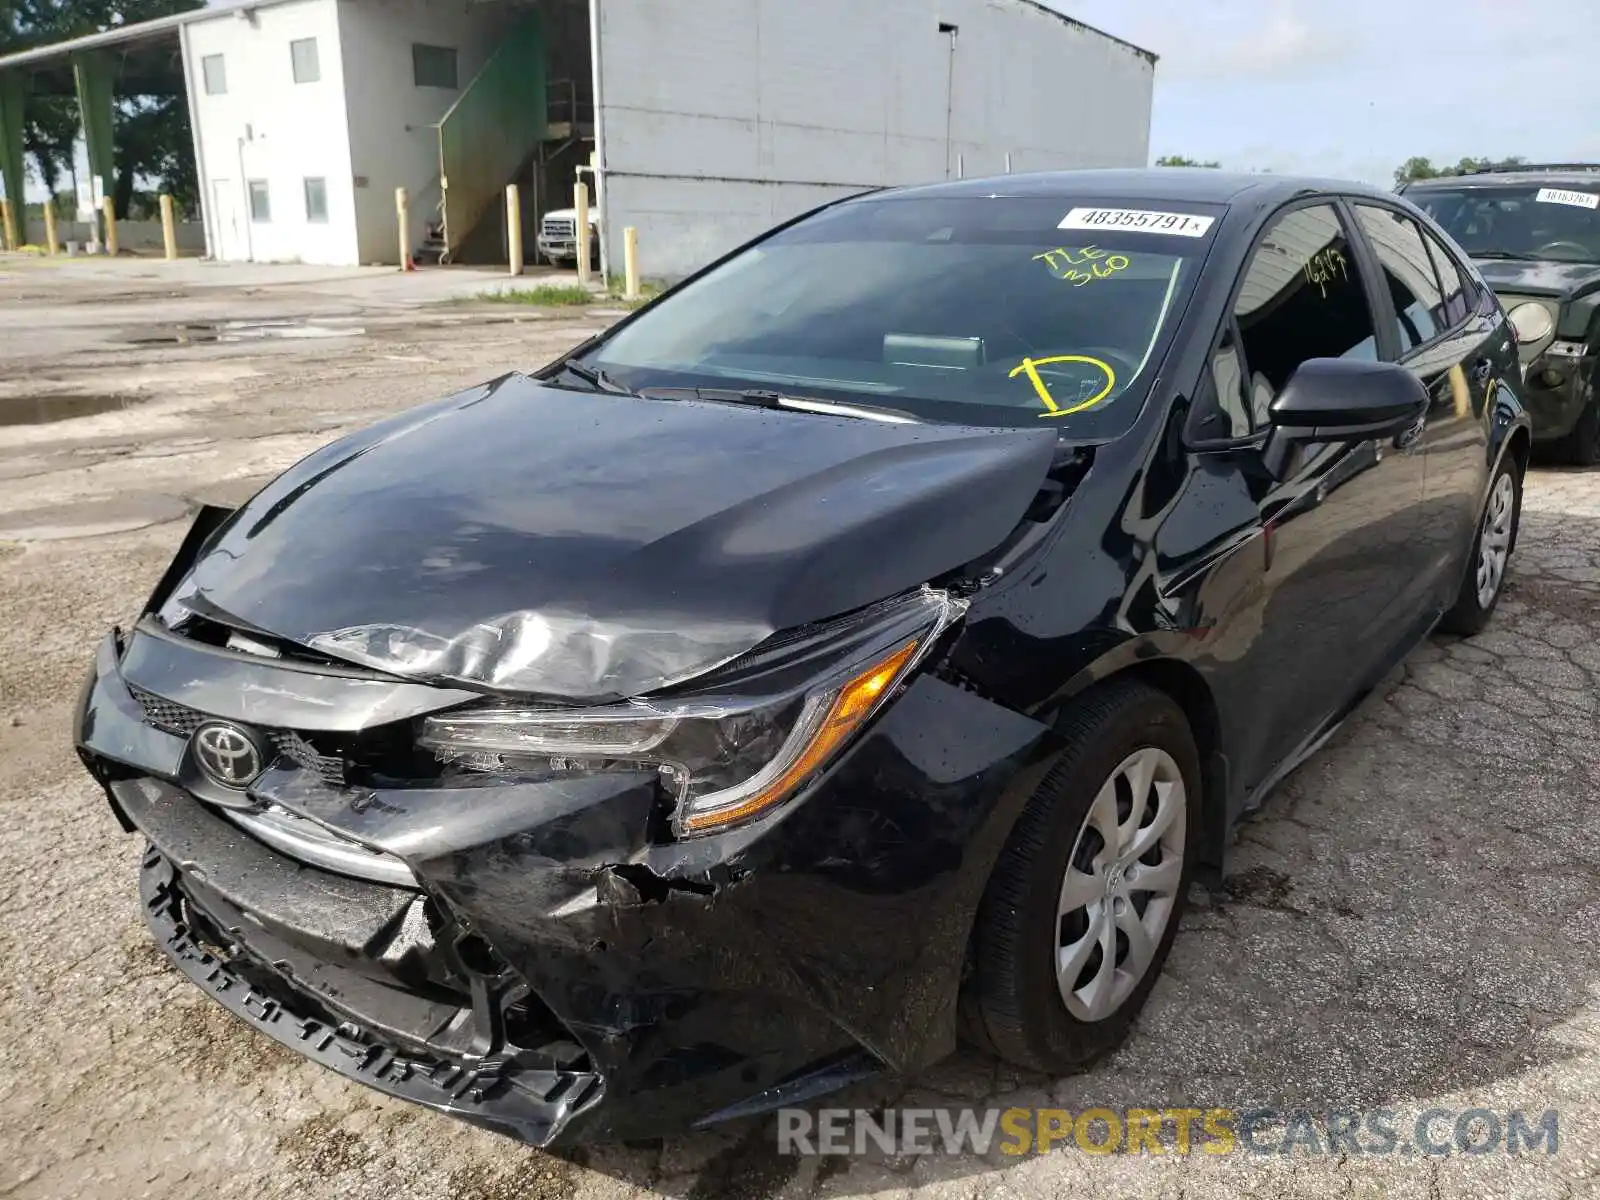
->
xmin=139 ymin=842 xmax=601 ymax=1143
xmin=1520 ymin=352 xmax=1596 ymax=441
xmin=75 ymin=624 xmax=1055 ymax=1143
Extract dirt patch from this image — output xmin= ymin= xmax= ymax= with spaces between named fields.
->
xmin=278 ymin=1112 xmax=375 ymax=1176
xmin=445 ymin=1155 xmax=580 ymax=1200
xmin=1502 ymin=575 xmax=1600 ymax=624
xmin=1220 ymin=865 xmax=1297 ymax=910
xmin=684 ymin=1123 xmax=799 ymax=1200
xmin=166 ymin=994 xmax=302 ymax=1085
xmin=115 ymin=935 xmax=174 ymax=985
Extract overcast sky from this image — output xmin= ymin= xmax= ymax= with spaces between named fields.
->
xmin=1050 ymin=0 xmax=1600 ymax=185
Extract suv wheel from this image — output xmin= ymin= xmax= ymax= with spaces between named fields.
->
xmin=964 ymin=680 xmax=1199 ymax=1073
xmin=1439 ymin=457 xmax=1522 ymax=635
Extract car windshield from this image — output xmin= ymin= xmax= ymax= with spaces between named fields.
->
xmin=1412 ymin=184 xmax=1600 ymax=264
xmin=582 ymin=194 xmax=1220 ymax=436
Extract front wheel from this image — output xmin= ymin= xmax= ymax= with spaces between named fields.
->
xmin=964 ymin=681 xmax=1200 ymax=1074
xmin=1439 ymin=457 xmax=1522 ymax=636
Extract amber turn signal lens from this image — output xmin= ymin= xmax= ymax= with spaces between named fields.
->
xmin=679 ymin=639 xmax=921 ymax=833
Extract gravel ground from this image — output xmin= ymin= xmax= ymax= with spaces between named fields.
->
xmin=2 ymin=255 xmax=1599 ymax=1200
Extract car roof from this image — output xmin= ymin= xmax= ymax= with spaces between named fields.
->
xmin=1406 ymin=166 xmax=1600 ymax=189
xmin=862 ymin=168 xmax=1402 ymax=207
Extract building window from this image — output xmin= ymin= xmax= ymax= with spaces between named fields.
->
xmin=291 ymin=37 xmax=321 ymax=83
xmin=304 ymin=177 xmax=328 ymax=223
xmin=248 ymin=180 xmax=271 ymax=223
xmin=412 ymin=44 xmax=458 ymax=89
xmin=201 ymin=54 xmax=227 ymax=95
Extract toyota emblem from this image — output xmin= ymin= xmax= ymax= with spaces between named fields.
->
xmin=192 ymin=721 xmax=268 ymax=788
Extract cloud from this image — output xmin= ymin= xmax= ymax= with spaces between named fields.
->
xmin=1152 ymin=1 xmax=1360 ymax=80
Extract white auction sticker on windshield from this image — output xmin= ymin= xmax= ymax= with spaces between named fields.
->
xmin=1059 ymin=208 xmax=1215 ymax=237
xmin=1535 ymin=187 xmax=1600 ymax=210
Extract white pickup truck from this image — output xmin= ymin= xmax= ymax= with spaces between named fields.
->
xmin=536 ymin=207 xmax=602 ymax=268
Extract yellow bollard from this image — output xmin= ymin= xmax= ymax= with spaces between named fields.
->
xmin=395 ymin=187 xmax=410 ymax=270
xmin=0 ymin=197 xmax=16 ymax=251
xmin=159 ymin=194 xmax=177 ymax=260
xmin=42 ymin=197 xmax=58 ymax=255
xmin=623 ymin=226 xmax=640 ymax=301
xmin=101 ymin=196 xmax=118 ymax=256
xmin=506 ymin=183 xmax=523 ymax=277
xmin=575 ymin=182 xmax=590 ymax=286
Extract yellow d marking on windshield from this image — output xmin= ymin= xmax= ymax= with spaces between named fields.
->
xmin=1009 ymin=356 xmax=1117 ymax=419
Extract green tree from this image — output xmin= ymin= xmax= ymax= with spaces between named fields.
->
xmin=1156 ymin=155 xmax=1222 ymax=168
xmin=2 ymin=0 xmax=203 ymax=215
xmin=1393 ymin=156 xmax=1441 ymax=187
xmin=1395 ymin=155 xmax=1528 ymax=188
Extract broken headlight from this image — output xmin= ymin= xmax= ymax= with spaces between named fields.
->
xmin=418 ymin=588 xmax=965 ymax=835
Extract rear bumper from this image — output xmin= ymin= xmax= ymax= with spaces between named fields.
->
xmin=76 ymin=625 xmax=1055 ymax=1143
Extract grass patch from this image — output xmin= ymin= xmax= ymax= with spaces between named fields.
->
xmin=480 ymin=284 xmax=595 ymax=307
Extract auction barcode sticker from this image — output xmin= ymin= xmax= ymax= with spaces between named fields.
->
xmin=1059 ymin=208 xmax=1216 ymax=237
xmin=1535 ymin=187 xmax=1599 ymax=210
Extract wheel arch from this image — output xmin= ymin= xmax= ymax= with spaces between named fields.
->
xmin=1038 ymin=651 xmax=1233 ymax=887
xmin=1096 ymin=659 xmax=1230 ymax=885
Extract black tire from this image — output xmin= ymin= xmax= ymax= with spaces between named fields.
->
xmin=1559 ymin=401 xmax=1600 ymax=467
xmin=1438 ymin=456 xmax=1523 ymax=636
xmin=963 ymin=680 xmax=1200 ymax=1074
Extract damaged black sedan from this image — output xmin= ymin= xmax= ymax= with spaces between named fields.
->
xmin=76 ymin=170 xmax=1531 ymax=1146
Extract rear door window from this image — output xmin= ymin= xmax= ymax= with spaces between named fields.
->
xmin=1419 ymin=228 xmax=1472 ymax=326
xmin=1355 ymin=205 xmax=1450 ymax=353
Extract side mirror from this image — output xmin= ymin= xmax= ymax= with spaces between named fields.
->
xmin=1261 ymin=358 xmax=1427 ymax=477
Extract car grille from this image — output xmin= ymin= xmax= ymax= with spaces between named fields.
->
xmin=129 ymin=685 xmax=346 ymax=785
xmin=542 ymin=218 xmax=575 ymax=238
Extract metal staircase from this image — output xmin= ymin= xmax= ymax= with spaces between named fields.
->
xmin=434 ymin=14 xmax=549 ymax=262
xmin=412 ymin=76 xmax=592 ymax=267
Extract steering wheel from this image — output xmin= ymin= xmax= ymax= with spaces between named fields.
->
xmin=1071 ymin=347 xmax=1141 ymax=387
xmin=1015 ymin=346 xmax=1141 ymax=417
xmin=1536 ymin=240 xmax=1592 ymax=260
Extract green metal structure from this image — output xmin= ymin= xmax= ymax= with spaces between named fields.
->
xmin=73 ymin=51 xmax=116 ymax=206
xmin=0 ymin=74 xmax=24 ymax=246
xmin=438 ymin=14 xmax=549 ymax=260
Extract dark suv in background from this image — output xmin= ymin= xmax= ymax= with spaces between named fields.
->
xmin=1404 ymin=164 xmax=1600 ymax=464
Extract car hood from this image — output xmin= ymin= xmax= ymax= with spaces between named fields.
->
xmin=164 ymin=374 xmax=1057 ymax=701
xmin=1475 ymin=257 xmax=1600 ymax=300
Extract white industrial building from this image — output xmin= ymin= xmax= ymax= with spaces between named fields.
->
xmin=0 ymin=0 xmax=1155 ymax=278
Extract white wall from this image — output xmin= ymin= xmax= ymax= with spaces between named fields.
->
xmin=595 ymin=0 xmax=1155 ymax=279
xmin=336 ymin=0 xmax=527 ymax=264
xmin=184 ymin=0 xmax=360 ymax=264
xmin=23 ymin=218 xmax=207 ymax=255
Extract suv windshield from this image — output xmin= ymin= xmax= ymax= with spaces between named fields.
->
xmin=1412 ymin=183 xmax=1600 ymax=264
xmin=582 ymin=194 xmax=1219 ymax=436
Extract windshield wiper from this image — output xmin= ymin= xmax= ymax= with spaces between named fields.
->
xmin=1471 ymin=250 xmax=1543 ymax=262
xmin=551 ymin=359 xmax=632 ymax=394
xmin=637 ymin=387 xmax=918 ymax=424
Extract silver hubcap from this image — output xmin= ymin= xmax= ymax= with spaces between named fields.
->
xmin=1475 ymin=473 xmax=1516 ymax=609
xmin=1055 ymin=747 xmax=1186 ymax=1022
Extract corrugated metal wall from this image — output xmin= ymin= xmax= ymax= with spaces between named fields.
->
xmin=594 ymin=0 xmax=1155 ymax=279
